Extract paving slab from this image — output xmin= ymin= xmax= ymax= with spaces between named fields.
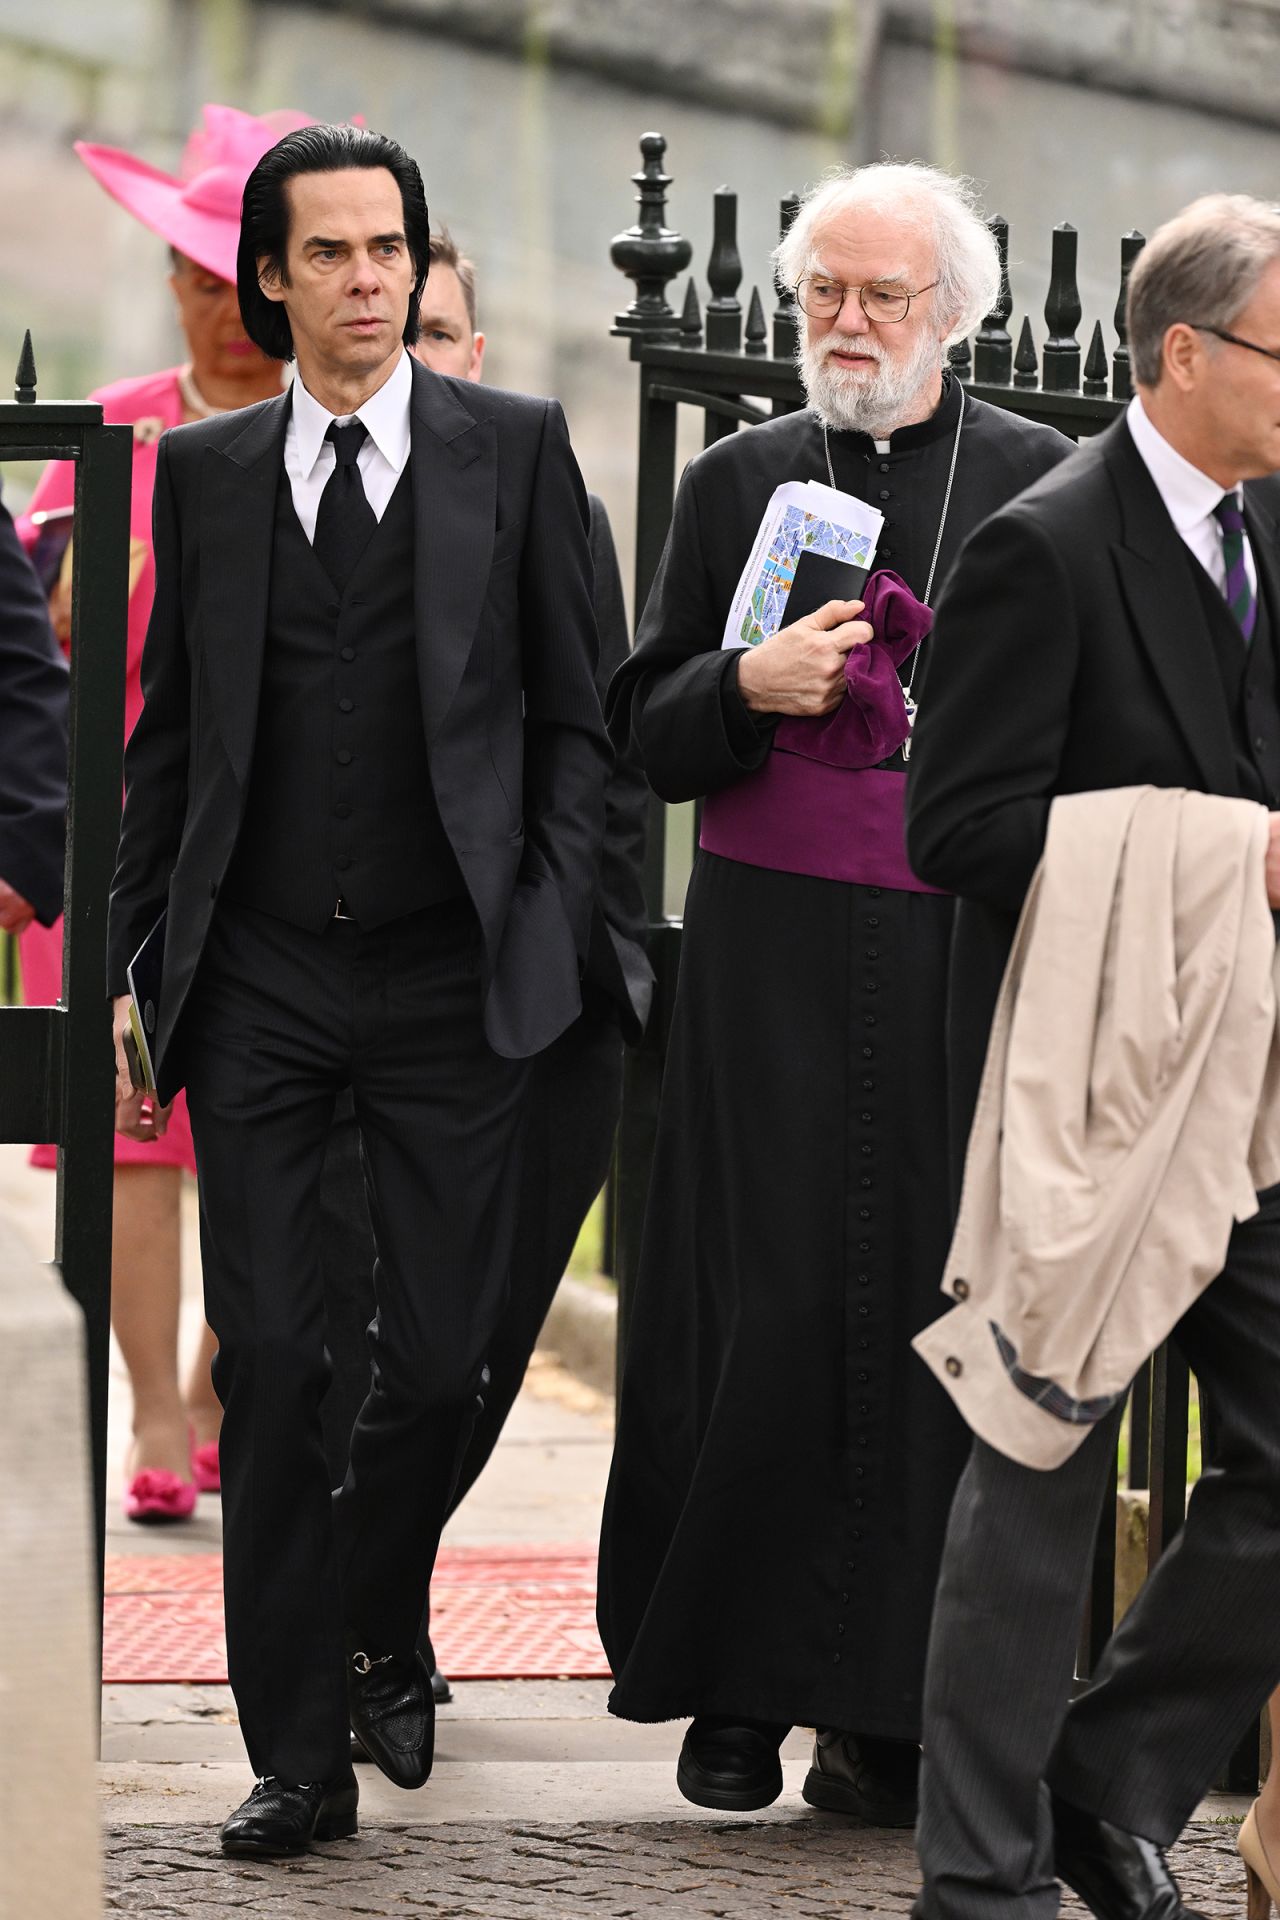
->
xmin=100 ymin=1816 xmax=1251 ymax=1919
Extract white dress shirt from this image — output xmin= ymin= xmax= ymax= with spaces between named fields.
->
xmin=284 ymin=348 xmax=413 ymax=543
xmin=1126 ymin=391 xmax=1257 ymax=601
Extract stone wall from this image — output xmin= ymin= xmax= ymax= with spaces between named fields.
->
xmin=885 ymin=0 xmax=1280 ymax=129
xmin=315 ymin=0 xmax=1280 ymax=131
xmin=288 ymin=0 xmax=885 ymax=131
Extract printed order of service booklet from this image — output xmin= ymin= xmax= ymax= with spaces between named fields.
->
xmin=721 ymin=480 xmax=884 ymax=650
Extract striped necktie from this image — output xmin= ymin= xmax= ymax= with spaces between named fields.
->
xmin=1213 ymin=493 xmax=1257 ymax=646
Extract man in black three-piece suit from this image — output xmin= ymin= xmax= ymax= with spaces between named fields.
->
xmin=906 ymin=194 xmax=1280 ymax=1919
xmin=107 ymin=125 xmax=607 ymax=1858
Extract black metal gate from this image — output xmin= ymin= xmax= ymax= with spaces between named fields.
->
xmin=0 ymin=334 xmax=131 ymax=1627
xmin=606 ymin=135 xmax=1255 ymax=1782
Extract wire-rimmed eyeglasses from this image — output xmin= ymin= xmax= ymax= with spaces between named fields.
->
xmin=1192 ymin=324 xmax=1280 ymax=367
xmin=794 ymin=275 xmax=939 ymax=324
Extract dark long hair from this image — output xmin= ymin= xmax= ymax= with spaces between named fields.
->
xmin=237 ymin=123 xmax=430 ymax=361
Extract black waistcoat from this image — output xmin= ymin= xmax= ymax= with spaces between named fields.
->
xmin=1189 ymin=551 xmax=1280 ymax=808
xmin=224 ymin=463 xmax=464 ymax=931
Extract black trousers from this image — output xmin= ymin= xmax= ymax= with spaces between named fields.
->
xmin=320 ymin=1005 xmax=624 ymax=1541
xmin=916 ymin=1188 xmax=1280 ymax=1918
xmin=183 ymin=899 xmax=528 ymax=1783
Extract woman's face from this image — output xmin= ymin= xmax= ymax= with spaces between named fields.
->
xmin=169 ymin=251 xmax=272 ymax=388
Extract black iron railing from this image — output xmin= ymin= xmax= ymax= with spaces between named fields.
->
xmin=0 ymin=334 xmax=130 ymax=1641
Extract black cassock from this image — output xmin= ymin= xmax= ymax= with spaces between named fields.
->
xmin=598 ymin=376 xmax=1069 ymax=1737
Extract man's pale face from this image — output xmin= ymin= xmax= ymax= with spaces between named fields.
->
xmin=1200 ymin=259 xmax=1280 ymax=480
xmin=799 ymin=205 xmax=950 ymax=434
xmin=413 ymin=264 xmax=485 ymax=381
xmin=259 ymin=166 xmax=416 ymax=384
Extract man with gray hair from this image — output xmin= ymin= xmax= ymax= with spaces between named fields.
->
xmin=599 ymin=162 xmax=1068 ymax=1817
xmin=907 ymin=192 xmax=1280 ymax=1918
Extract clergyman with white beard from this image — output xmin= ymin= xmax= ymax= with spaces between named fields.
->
xmin=596 ymin=163 xmax=1071 ymax=1823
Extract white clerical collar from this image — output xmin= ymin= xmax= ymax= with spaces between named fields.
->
xmin=290 ymin=348 xmax=413 ymax=478
xmin=1127 ymin=391 xmax=1240 ymax=533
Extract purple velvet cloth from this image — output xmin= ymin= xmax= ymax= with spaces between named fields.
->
xmin=773 ymin=569 xmax=932 ymax=768
xmin=699 ymin=570 xmax=947 ymax=895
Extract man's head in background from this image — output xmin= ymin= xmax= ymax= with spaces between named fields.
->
xmin=413 ymin=230 xmax=485 ymax=381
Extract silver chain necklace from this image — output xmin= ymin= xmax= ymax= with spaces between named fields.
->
xmin=822 ymin=384 xmax=965 ymax=758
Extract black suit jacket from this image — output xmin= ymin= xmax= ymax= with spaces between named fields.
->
xmin=107 ymin=357 xmax=609 ymax=1098
xmin=583 ymin=494 xmax=652 ymax=1041
xmin=0 ymin=478 xmax=68 ymax=927
xmin=906 ymin=414 xmax=1280 ymax=1150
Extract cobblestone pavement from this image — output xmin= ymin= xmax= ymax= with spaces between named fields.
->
xmin=104 ymin=1817 xmax=1247 ymax=1918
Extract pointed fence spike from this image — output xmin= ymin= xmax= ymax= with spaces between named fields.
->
xmin=1112 ymin=229 xmax=1145 ymax=403
xmin=773 ymin=192 xmax=800 ymax=360
xmin=14 ymin=329 xmax=36 ymax=403
xmin=1042 ymin=221 xmax=1082 ymax=394
xmin=1083 ymin=318 xmax=1108 ymax=396
xmin=745 ymin=285 xmax=768 ymax=355
xmin=974 ymin=216 xmax=1013 ymax=385
xmin=705 ymin=186 xmax=743 ymax=353
xmin=610 ymin=131 xmax=693 ymax=340
xmin=679 ymin=276 xmax=702 ymax=345
xmin=1013 ymin=315 xmax=1039 ymax=389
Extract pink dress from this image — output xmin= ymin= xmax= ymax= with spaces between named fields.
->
xmin=17 ymin=367 xmax=196 ymax=1172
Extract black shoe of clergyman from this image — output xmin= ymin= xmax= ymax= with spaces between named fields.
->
xmin=676 ymin=1717 xmax=786 ymax=1812
xmin=346 ymin=1646 xmax=435 ymax=1790
xmin=801 ymin=1729 xmax=920 ymax=1827
xmin=219 ymin=1773 xmax=358 ymax=1858
xmin=423 ymin=1633 xmax=453 ymax=1706
xmin=1051 ymin=1793 xmax=1208 ymax=1920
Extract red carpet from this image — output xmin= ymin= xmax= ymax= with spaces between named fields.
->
xmin=103 ymin=1545 xmax=609 ymax=1683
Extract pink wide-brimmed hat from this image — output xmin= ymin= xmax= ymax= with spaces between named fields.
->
xmin=74 ymin=104 xmax=316 ymax=285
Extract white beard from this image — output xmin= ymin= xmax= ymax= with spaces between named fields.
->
xmin=800 ymin=326 xmax=945 ymax=438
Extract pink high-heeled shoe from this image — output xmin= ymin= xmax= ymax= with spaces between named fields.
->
xmin=123 ymin=1467 xmax=197 ymax=1524
xmin=191 ymin=1439 xmax=221 ymax=1495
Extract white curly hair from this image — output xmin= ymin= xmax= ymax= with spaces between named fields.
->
xmin=773 ymin=161 xmax=1001 ymax=350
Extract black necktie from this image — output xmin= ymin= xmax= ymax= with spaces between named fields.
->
xmin=313 ymin=418 xmax=376 ymax=594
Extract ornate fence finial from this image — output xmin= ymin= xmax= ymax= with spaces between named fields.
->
xmin=14 ymin=330 xmax=36 ymax=404
xmin=1112 ymin=230 xmax=1145 ymax=403
xmin=705 ymin=187 xmax=743 ymax=353
xmin=974 ymin=216 xmax=1013 ymax=385
xmin=949 ymin=334 xmax=972 ymax=383
xmin=1042 ymin=222 xmax=1082 ymax=394
xmin=610 ymin=132 xmax=693 ymax=340
xmin=744 ymin=286 xmax=768 ymax=355
xmin=1013 ymin=315 xmax=1039 ymax=390
xmin=679 ymin=277 xmax=703 ymax=346
xmin=1083 ymin=319 xmax=1108 ymax=397
xmin=773 ymin=192 xmax=800 ymax=361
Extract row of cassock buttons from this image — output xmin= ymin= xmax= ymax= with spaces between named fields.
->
xmin=836 ymin=884 xmax=884 ymax=1668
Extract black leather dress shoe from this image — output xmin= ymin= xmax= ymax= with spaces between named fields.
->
xmin=347 ymin=1646 xmax=435 ymax=1789
xmin=220 ymin=1773 xmax=358 ymax=1857
xmin=1051 ymin=1793 xmax=1207 ymax=1919
xmin=675 ymin=1717 xmax=787 ymax=1812
xmin=801 ymin=1729 xmax=919 ymax=1826
xmin=351 ymin=1653 xmax=450 ymax=1761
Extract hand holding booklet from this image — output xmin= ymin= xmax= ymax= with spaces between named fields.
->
xmin=721 ymin=480 xmax=884 ymax=651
